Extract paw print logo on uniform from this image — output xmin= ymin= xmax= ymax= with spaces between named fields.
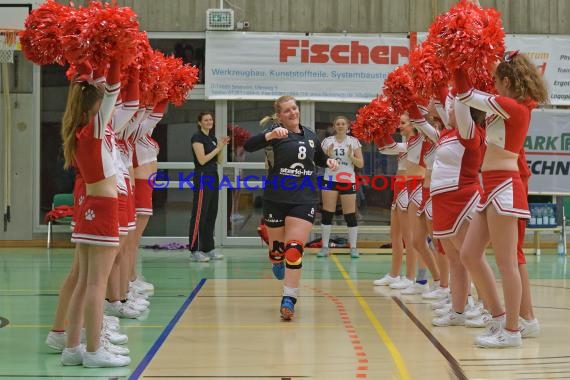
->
xmin=78 ymin=195 xmax=85 ymax=206
xmin=85 ymin=209 xmax=95 ymax=221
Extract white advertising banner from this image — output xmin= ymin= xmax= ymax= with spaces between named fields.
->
xmin=527 ymin=109 xmax=570 ymax=195
xmin=205 ymin=32 xmax=410 ymax=102
xmin=506 ymin=35 xmax=570 ymax=106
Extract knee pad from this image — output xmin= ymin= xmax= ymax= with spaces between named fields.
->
xmin=344 ymin=213 xmax=357 ymax=227
xmin=321 ymin=210 xmax=334 ymax=225
xmin=268 ymin=240 xmax=284 ymax=263
xmin=284 ymin=240 xmax=304 ymax=269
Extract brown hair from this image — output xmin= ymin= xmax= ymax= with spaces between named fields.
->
xmin=197 ymin=111 xmax=215 ymax=136
xmin=495 ymin=53 xmax=549 ymax=103
xmin=197 ymin=111 xmax=214 ymax=124
xmin=470 ymin=107 xmax=486 ymax=127
xmin=260 ymin=95 xmax=297 ymax=126
xmin=60 ymin=82 xmax=103 ymax=169
xmin=332 ymin=115 xmax=350 ymax=135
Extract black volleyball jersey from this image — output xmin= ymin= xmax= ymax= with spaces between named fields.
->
xmin=244 ymin=124 xmax=329 ymax=204
xmin=191 ymin=130 xmax=218 ymax=173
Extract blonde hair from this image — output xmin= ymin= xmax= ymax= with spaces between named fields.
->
xmin=496 ymin=53 xmax=549 ymax=103
xmin=260 ymin=95 xmax=297 ymax=126
xmin=60 ymin=82 xmax=103 ymax=169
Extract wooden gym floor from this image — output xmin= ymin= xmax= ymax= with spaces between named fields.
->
xmin=0 ymin=247 xmax=569 ymax=379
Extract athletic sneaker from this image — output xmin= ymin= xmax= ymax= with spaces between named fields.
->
xmin=190 ymin=251 xmax=210 ymax=262
xmin=465 ymin=312 xmax=492 ymax=328
xmin=373 ymin=274 xmax=400 ymax=286
xmin=431 ymin=295 xmax=451 ymax=310
xmin=465 ymin=302 xmax=485 ymax=319
xmin=103 ymin=315 xmax=120 ymax=330
xmin=317 ymin=247 xmax=330 ymax=257
xmin=389 ymin=277 xmax=414 ymax=290
xmin=280 ymin=296 xmax=296 ymax=321
xmin=205 ymin=249 xmax=224 ymax=260
xmin=101 ymin=337 xmax=130 ymax=356
xmin=131 ymin=278 xmax=154 ymax=295
xmin=401 ymin=282 xmax=429 ymax=295
xmin=83 ymin=346 xmax=131 ymax=368
xmin=474 ymin=314 xmax=506 ymax=345
xmin=422 ymin=285 xmax=450 ymax=300
xmin=432 ymin=311 xmax=466 ymax=327
xmin=128 ymin=292 xmax=150 ymax=308
xmin=126 ymin=298 xmax=148 ymax=313
xmin=105 ymin=301 xmax=141 ymax=319
xmin=350 ymin=248 xmax=360 ymax=258
xmin=102 ymin=325 xmax=128 ymax=345
xmin=61 ymin=344 xmax=85 ymax=366
xmin=519 ymin=317 xmax=540 ymax=338
xmin=475 ymin=328 xmax=522 ymax=348
xmin=433 ymin=304 xmax=452 ymax=317
xmin=46 ymin=331 xmax=67 ymax=352
xmin=272 ymin=262 xmax=285 ymax=280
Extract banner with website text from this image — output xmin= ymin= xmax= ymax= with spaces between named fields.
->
xmin=527 ymin=109 xmax=570 ymax=195
xmin=205 ymin=32 xmax=410 ymax=102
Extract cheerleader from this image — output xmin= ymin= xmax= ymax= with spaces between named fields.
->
xmin=373 ymin=145 xmax=410 ymax=286
xmin=60 ymin=58 xmax=130 ymax=367
xmin=377 ymin=115 xmax=424 ymax=291
xmin=456 ymin=51 xmax=548 ymax=348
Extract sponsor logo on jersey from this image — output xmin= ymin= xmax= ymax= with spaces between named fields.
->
xmin=279 ymin=163 xmax=313 ymax=177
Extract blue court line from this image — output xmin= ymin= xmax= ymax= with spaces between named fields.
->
xmin=129 ymin=278 xmax=207 ymax=380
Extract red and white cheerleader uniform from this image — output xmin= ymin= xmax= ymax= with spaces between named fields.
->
xmin=409 ymin=104 xmax=440 ymax=220
xmin=455 ymin=70 xmax=534 ymax=219
xmin=71 ymin=61 xmax=121 ymax=246
xmin=114 ymin=71 xmax=140 ymax=234
xmin=430 ymin=96 xmax=485 ymax=238
xmin=132 ymin=101 xmax=167 ymax=216
xmin=392 ymin=151 xmax=409 ymax=211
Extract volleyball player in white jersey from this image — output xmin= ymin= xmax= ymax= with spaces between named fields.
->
xmin=318 ymin=116 xmax=364 ymax=258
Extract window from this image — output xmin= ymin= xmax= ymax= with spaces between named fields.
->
xmin=315 ymin=102 xmax=395 ymax=227
xmin=150 ymin=39 xmax=205 ymax=84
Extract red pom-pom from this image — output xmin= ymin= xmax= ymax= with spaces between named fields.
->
xmin=139 ymin=51 xmax=172 ymax=106
xmin=60 ymin=2 xmax=139 ymax=68
xmin=351 ymin=96 xmax=399 ymax=144
xmin=427 ymin=0 xmax=505 ymax=72
xmin=227 ymin=124 xmax=252 ymax=147
xmin=163 ymin=56 xmax=200 ymax=106
xmin=466 ymin=66 xmax=496 ymax=94
xmin=19 ymin=0 xmax=68 ymax=65
xmin=86 ymin=2 xmax=140 ymax=68
xmin=383 ymin=65 xmax=417 ymax=114
xmin=409 ymin=42 xmax=450 ymax=100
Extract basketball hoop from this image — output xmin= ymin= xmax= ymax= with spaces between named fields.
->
xmin=0 ymin=29 xmax=20 ymax=64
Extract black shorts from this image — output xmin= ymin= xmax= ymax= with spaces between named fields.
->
xmin=321 ymin=180 xmax=356 ymax=195
xmin=263 ymin=199 xmax=316 ymax=228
